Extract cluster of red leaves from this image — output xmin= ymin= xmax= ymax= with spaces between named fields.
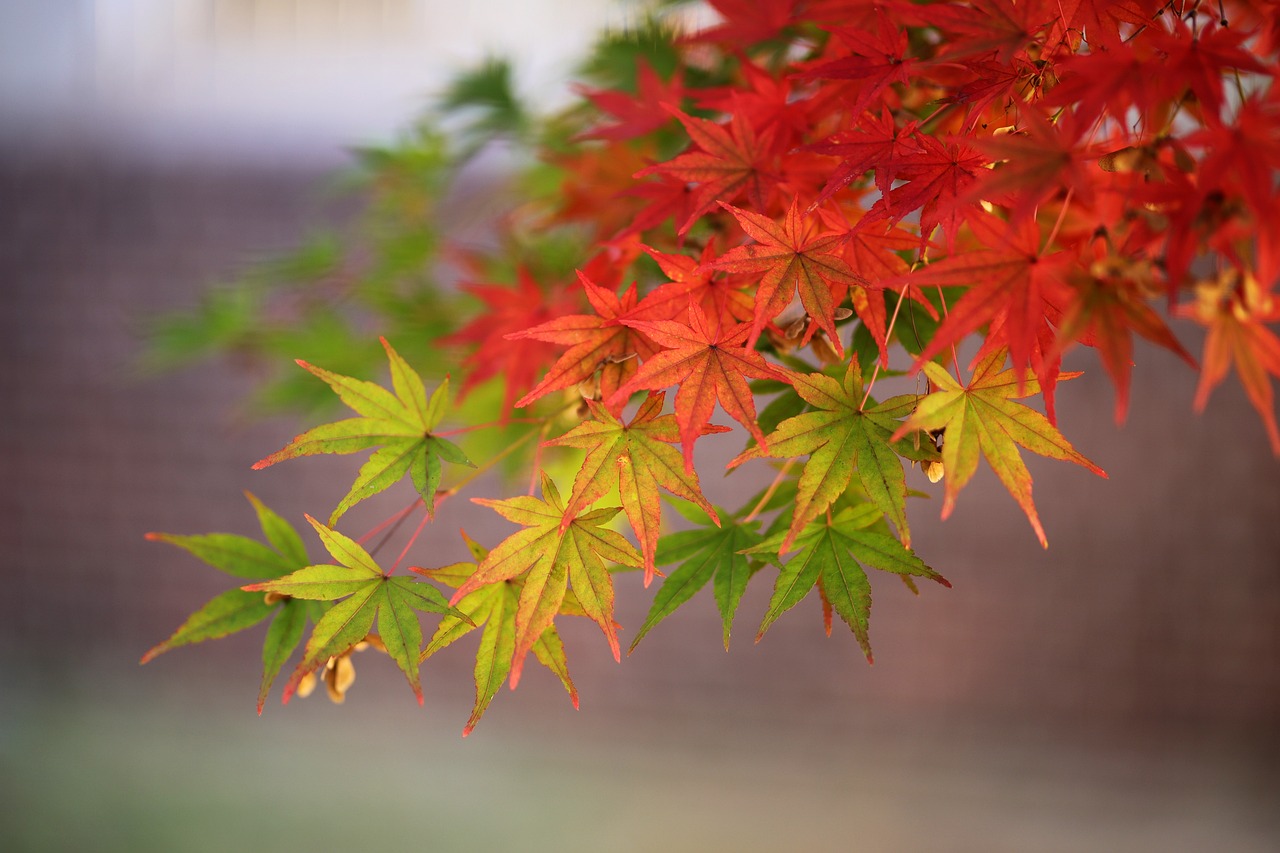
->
xmin=467 ymin=0 xmax=1280 ymax=462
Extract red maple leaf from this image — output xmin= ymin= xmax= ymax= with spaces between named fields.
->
xmin=963 ymin=108 xmax=1099 ymax=224
xmin=800 ymin=10 xmax=919 ymax=118
xmin=632 ymin=243 xmax=755 ymax=334
xmin=442 ymin=268 xmax=579 ymax=415
xmin=902 ymin=210 xmax=1070 ymax=385
xmin=1184 ymin=267 xmax=1280 ymax=455
xmin=682 ymin=0 xmax=801 ymax=47
xmin=708 ymin=199 xmax=867 ymax=357
xmin=863 ymin=134 xmax=988 ymax=252
xmin=803 ymin=110 xmax=921 ymax=212
xmin=573 ymin=60 xmax=684 ymax=142
xmin=508 ymin=272 xmax=657 ymax=411
xmin=635 ymin=104 xmax=781 ymax=235
xmin=1052 ymin=249 xmax=1196 ymax=422
xmin=610 ymin=304 xmax=780 ymax=472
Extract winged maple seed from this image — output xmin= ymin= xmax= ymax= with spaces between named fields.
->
xmin=294 ymin=635 xmax=386 ymax=704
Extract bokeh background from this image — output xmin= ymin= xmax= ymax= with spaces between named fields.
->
xmin=2 ymin=2 xmax=1278 ymax=851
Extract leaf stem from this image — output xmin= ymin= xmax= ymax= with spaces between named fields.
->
xmin=364 ymin=500 xmax=421 ymax=558
xmin=389 ymin=505 xmax=433 ymax=575
xmin=861 ymin=281 xmax=912 ymax=409
xmin=435 ymin=416 xmax=546 ymax=437
xmin=1042 ymin=186 xmax=1075 ymax=253
xmin=935 ymin=285 xmax=964 ymax=384
xmin=742 ymin=457 xmax=797 ymax=523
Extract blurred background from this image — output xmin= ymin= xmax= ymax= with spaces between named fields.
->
xmin=2 ymin=2 xmax=1278 ymax=851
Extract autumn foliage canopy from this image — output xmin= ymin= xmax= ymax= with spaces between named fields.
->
xmin=145 ymin=0 xmax=1280 ymax=735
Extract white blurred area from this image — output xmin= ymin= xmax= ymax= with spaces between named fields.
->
xmin=0 ymin=0 xmax=634 ymax=164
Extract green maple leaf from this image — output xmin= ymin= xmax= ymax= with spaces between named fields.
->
xmin=450 ymin=473 xmax=642 ymax=688
xmin=745 ymin=504 xmax=950 ymax=662
xmin=630 ymin=503 xmax=764 ymax=652
xmin=542 ymin=391 xmax=722 ymax=586
xmin=729 ymin=359 xmax=939 ymax=553
xmin=253 ymin=337 xmax=473 ymax=525
xmin=894 ymin=348 xmax=1106 ymax=548
xmin=143 ymin=493 xmax=319 ymax=714
xmin=245 ymin=516 xmax=467 ymax=705
xmin=414 ymin=531 xmax=579 ymax=736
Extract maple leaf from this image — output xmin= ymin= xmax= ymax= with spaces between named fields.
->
xmin=508 ymin=272 xmax=656 ymax=411
xmin=803 ymin=110 xmax=921 ymax=213
xmin=815 ymin=207 xmax=937 ymax=365
xmin=245 ymin=516 xmax=466 ymax=705
xmin=143 ymin=493 xmax=317 ymax=714
xmin=1053 ymin=252 xmax=1195 ymax=422
xmin=864 ymin=134 xmax=988 ymax=252
xmin=902 ymin=210 xmax=1071 ymax=386
xmin=682 ymin=0 xmax=800 ymax=47
xmin=729 ymin=359 xmax=939 ymax=552
xmin=630 ymin=503 xmax=764 ymax=652
xmin=633 ymin=243 xmax=754 ymax=334
xmin=963 ymin=109 xmax=1098 ymax=225
xmin=441 ymin=268 xmax=580 ymax=415
xmin=709 ymin=199 xmax=868 ymax=356
xmin=744 ymin=503 xmax=949 ymax=662
xmin=800 ymin=11 xmax=919 ymax=119
xmin=543 ymin=392 xmax=723 ymax=586
xmin=450 ymin=474 xmax=642 ymax=687
xmin=1185 ymin=268 xmax=1280 ymax=455
xmin=253 ymin=338 xmax=472 ymax=524
xmin=1061 ymin=0 xmax=1155 ymax=50
xmin=635 ymin=104 xmax=781 ymax=235
xmin=573 ymin=59 xmax=683 ymax=142
xmin=415 ymin=531 xmax=578 ymax=736
xmin=894 ymin=349 xmax=1106 ymax=547
xmin=610 ymin=303 xmax=781 ymax=472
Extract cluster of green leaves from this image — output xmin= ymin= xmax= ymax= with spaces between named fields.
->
xmin=147 ymin=0 xmax=1280 ymax=733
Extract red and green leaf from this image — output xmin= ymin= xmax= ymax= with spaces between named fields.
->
xmin=415 ymin=532 xmax=578 ymax=736
xmin=246 ymin=516 xmax=466 ymax=705
xmin=895 ymin=349 xmax=1107 ymax=547
xmin=450 ymin=474 xmax=642 ymax=688
xmin=543 ymin=392 xmax=722 ymax=585
xmin=612 ymin=304 xmax=781 ymax=472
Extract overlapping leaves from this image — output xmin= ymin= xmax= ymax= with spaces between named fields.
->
xmin=450 ymin=474 xmax=642 ymax=687
xmin=746 ymin=503 xmax=949 ymax=663
xmin=415 ymin=532 xmax=579 ymax=736
xmin=730 ymin=358 xmax=938 ymax=552
xmin=244 ymin=516 xmax=466 ymax=705
xmin=143 ymin=493 xmax=319 ymax=713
